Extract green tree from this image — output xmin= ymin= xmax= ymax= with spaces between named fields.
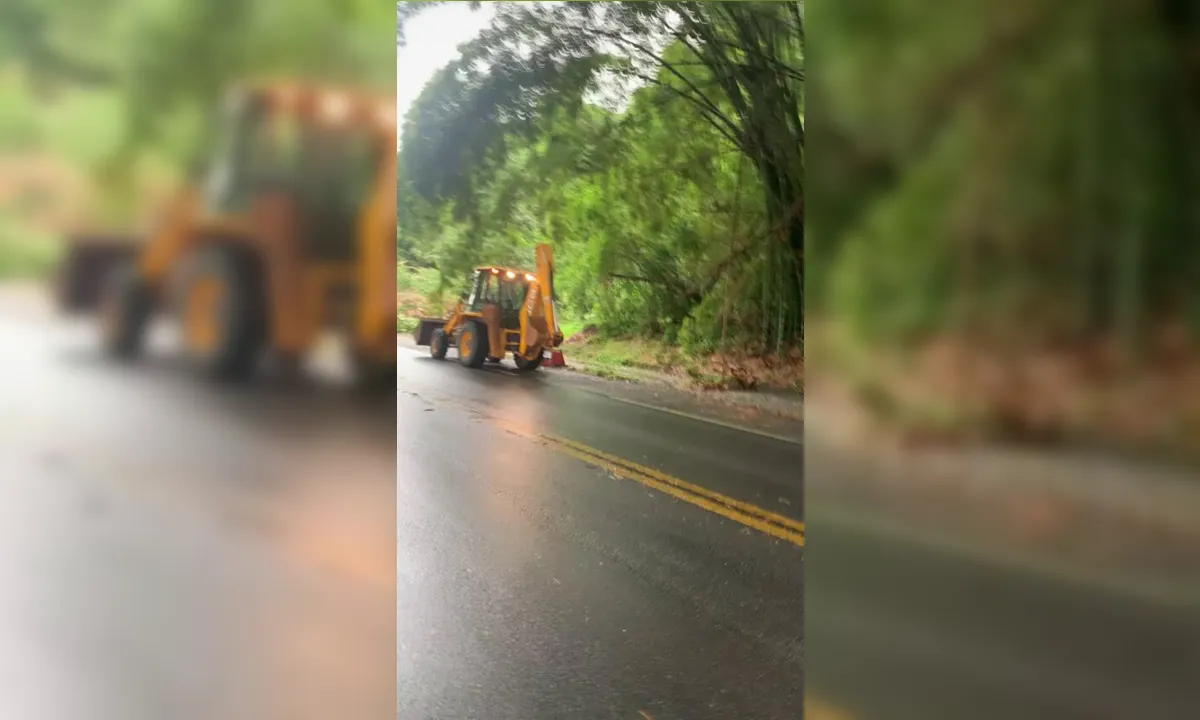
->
xmin=398 ymin=1 xmax=804 ymax=352
xmin=812 ymin=0 xmax=1200 ymax=350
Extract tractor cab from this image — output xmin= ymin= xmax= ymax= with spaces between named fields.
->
xmin=463 ymin=265 xmax=537 ymax=331
xmin=201 ymin=83 xmax=388 ymax=266
xmin=60 ymin=78 xmax=400 ymax=391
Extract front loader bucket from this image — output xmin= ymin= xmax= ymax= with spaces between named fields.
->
xmin=413 ymin=317 xmax=447 ymax=346
xmin=55 ymin=234 xmax=141 ymax=313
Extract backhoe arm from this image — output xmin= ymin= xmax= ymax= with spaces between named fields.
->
xmin=535 ymin=243 xmax=560 ymax=346
xmin=518 ymin=243 xmax=562 ymax=356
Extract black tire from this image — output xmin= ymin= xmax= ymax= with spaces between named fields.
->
xmin=430 ymin=328 xmax=449 ymax=360
xmin=100 ymin=264 xmax=154 ymax=360
xmin=514 ymin=351 xmax=544 ymax=372
xmin=176 ymin=244 xmax=266 ymax=381
xmin=457 ymin=320 xmax=488 ymax=368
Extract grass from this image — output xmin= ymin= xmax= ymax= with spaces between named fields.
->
xmin=0 ymin=219 xmax=61 ymax=279
xmin=566 ymin=337 xmax=709 ymax=385
xmin=562 ymin=331 xmax=805 ymax=394
xmin=396 ymin=315 xmax=419 ymax=334
xmin=560 ymin=337 xmax=658 ymax=383
xmin=397 ymin=263 xmax=451 ymax=334
xmin=558 ymin=317 xmax=587 ymax=341
xmin=567 ymin=336 xmax=670 ymax=370
xmin=397 ymin=262 xmax=442 ymax=296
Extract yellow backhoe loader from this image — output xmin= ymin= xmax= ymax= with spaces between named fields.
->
xmin=414 ymin=244 xmax=563 ymax=370
xmin=56 ymin=79 xmax=397 ymax=390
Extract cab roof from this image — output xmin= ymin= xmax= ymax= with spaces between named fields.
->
xmin=474 ymin=265 xmax=535 ymax=279
xmin=227 ymin=78 xmax=395 ymax=134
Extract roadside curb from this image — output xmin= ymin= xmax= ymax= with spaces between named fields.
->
xmin=589 ymin=391 xmax=802 ymax=446
xmin=805 ymin=395 xmax=1200 ymax=540
xmin=399 ymin=334 xmax=806 ymax=443
xmin=810 ymin=499 xmax=1200 ymax=609
xmin=560 ymin=358 xmax=804 ymax=439
xmin=804 ymin=391 xmax=1200 ymax=597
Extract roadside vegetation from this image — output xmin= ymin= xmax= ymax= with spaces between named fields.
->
xmin=0 ymin=0 xmax=392 ymax=279
xmin=396 ymin=263 xmax=446 ymax=334
xmin=401 ymin=1 xmax=1200 ymax=456
xmin=0 ymin=224 xmax=59 ymax=278
xmin=808 ymin=0 xmax=1200 ymax=453
xmin=397 ymin=2 xmax=805 ymax=393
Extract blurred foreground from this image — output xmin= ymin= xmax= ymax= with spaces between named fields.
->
xmin=0 ymin=2 xmax=395 ymax=717
xmin=805 ymin=420 xmax=1200 ymax=718
xmin=0 ymin=282 xmax=395 ymax=720
xmin=809 ymin=1 xmax=1200 ymax=716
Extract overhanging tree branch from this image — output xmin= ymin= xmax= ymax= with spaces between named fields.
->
xmin=581 ymin=25 xmax=747 ymax=144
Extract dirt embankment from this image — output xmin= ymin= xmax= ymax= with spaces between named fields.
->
xmin=813 ymin=322 xmax=1200 ymax=456
xmin=563 ymin=326 xmax=804 ymax=395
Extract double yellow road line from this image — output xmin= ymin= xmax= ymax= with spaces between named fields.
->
xmin=483 ymin=419 xmax=832 ymax=713
xmin=535 ymin=432 xmax=833 ymax=711
xmin=513 ymin=426 xmax=804 ymax=548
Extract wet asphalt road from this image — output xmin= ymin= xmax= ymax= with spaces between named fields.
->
xmin=396 ymin=346 xmax=806 ymax=719
xmin=806 ymin=491 xmax=1200 ymax=720
xmin=6 ymin=279 xmax=1197 ymax=720
xmin=0 ymin=288 xmax=396 ymax=720
xmin=401 ymin=340 xmax=1200 ymax=720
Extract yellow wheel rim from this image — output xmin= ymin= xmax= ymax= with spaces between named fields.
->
xmin=461 ymin=328 xmax=474 ymax=357
xmin=184 ymin=276 xmax=222 ymax=355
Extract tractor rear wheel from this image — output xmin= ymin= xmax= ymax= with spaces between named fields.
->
xmin=514 ymin=351 xmax=544 ymax=372
xmin=457 ymin=320 xmax=488 ymax=368
xmin=430 ymin=328 xmax=449 ymax=360
xmin=176 ymin=245 xmax=266 ymax=381
xmin=100 ymin=264 xmax=154 ymax=360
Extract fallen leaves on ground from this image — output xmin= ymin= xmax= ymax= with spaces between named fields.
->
xmin=566 ymin=331 xmax=803 ymax=394
xmin=825 ymin=322 xmax=1200 ymax=454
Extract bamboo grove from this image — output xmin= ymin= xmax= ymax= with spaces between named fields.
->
xmin=398 ymin=2 xmax=806 ymax=355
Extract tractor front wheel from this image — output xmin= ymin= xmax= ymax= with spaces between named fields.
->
xmin=514 ymin=351 xmax=544 ymax=372
xmin=175 ymin=245 xmax=266 ymax=382
xmin=457 ymin=321 xmax=488 ymax=368
xmin=100 ymin=264 xmax=154 ymax=360
xmin=430 ymin=328 xmax=449 ymax=360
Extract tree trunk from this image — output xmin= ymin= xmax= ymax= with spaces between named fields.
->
xmin=755 ymin=151 xmax=804 ymax=351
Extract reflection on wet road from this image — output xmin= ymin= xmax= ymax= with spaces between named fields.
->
xmin=397 ymin=343 xmax=806 ymax=719
xmin=399 ymin=337 xmax=1200 ymax=720
xmin=16 ymin=284 xmax=1188 ymax=719
xmin=0 ymin=289 xmax=395 ymax=720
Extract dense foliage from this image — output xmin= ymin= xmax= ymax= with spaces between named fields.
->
xmin=811 ymin=0 xmax=1200 ymax=352
xmin=398 ymin=1 xmax=805 ymax=355
xmin=0 ymin=0 xmax=394 ymax=213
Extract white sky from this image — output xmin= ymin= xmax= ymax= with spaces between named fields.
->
xmin=397 ymin=3 xmax=496 ymax=141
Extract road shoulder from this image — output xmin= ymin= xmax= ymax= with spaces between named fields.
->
xmin=397 ymin=333 xmax=805 ymax=442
